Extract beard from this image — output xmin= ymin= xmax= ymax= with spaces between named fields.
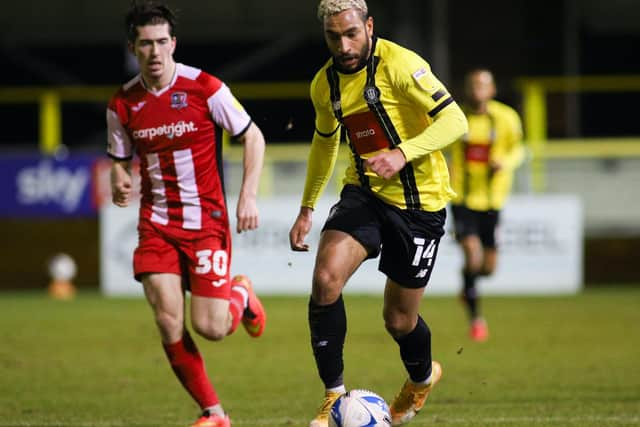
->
xmin=333 ymin=36 xmax=371 ymax=74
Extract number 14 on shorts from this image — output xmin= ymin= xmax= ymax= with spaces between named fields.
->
xmin=412 ymin=238 xmax=436 ymax=278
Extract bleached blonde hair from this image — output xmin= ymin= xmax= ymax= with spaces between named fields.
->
xmin=317 ymin=0 xmax=368 ymax=22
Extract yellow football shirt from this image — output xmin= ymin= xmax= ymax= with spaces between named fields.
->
xmin=448 ymin=100 xmax=524 ymax=210
xmin=302 ymin=37 xmax=468 ymax=212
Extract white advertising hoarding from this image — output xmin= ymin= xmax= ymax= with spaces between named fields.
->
xmin=100 ymin=195 xmax=583 ymax=297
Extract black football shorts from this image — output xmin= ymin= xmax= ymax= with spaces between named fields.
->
xmin=450 ymin=204 xmax=500 ymax=248
xmin=322 ymin=184 xmax=446 ymax=288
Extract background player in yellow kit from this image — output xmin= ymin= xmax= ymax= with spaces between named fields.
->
xmin=289 ymin=1 xmax=468 ymax=425
xmin=448 ymin=68 xmax=524 ymax=342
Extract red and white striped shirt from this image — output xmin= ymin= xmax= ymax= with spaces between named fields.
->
xmin=107 ymin=63 xmax=251 ymax=230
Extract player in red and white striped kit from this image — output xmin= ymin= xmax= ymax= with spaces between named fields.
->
xmin=107 ymin=2 xmax=266 ymax=426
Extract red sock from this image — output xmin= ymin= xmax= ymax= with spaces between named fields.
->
xmin=163 ymin=331 xmax=219 ymax=409
xmin=227 ymin=287 xmax=246 ymax=335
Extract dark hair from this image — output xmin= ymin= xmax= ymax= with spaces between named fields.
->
xmin=465 ymin=67 xmax=494 ymax=81
xmin=125 ymin=1 xmax=177 ymax=43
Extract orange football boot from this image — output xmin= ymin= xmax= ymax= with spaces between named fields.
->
xmin=470 ymin=318 xmax=489 ymax=342
xmin=390 ymin=361 xmax=443 ymax=425
xmin=231 ymin=275 xmax=266 ymax=337
xmin=190 ymin=410 xmax=231 ymax=427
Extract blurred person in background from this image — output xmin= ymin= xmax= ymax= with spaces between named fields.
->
xmin=447 ymin=68 xmax=524 ymax=342
xmin=107 ymin=2 xmax=266 ymax=426
xmin=288 ymin=0 xmax=467 ymax=425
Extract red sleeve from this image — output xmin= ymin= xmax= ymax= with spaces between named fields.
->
xmin=196 ymin=71 xmax=223 ymax=99
xmin=107 ymin=90 xmax=130 ymax=127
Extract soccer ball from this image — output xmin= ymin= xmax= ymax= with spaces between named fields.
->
xmin=329 ymin=389 xmax=392 ymax=427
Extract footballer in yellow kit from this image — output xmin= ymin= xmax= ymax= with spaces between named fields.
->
xmin=447 ymin=68 xmax=524 ymax=342
xmin=289 ymin=2 xmax=467 ymax=425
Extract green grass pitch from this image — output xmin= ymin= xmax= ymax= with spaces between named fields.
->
xmin=1 ymin=286 xmax=639 ymax=426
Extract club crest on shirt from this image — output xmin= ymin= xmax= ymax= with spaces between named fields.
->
xmin=364 ymin=86 xmax=380 ymax=104
xmin=170 ymin=92 xmax=188 ymax=109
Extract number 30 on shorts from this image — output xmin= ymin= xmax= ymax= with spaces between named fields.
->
xmin=195 ymin=249 xmax=229 ymax=276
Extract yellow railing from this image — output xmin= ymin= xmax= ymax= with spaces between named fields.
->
xmin=533 ymin=138 xmax=640 ymax=159
xmin=516 ymin=75 xmax=640 ymax=191
xmin=2 ymin=78 xmax=640 ymax=193
xmin=0 ymin=83 xmax=310 ymax=155
xmin=0 ymin=86 xmax=117 ymax=154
